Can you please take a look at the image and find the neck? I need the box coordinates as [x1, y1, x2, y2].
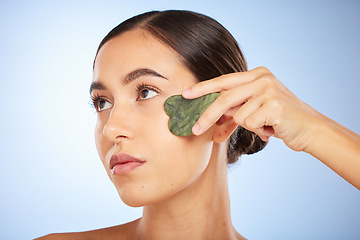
[135, 143, 244, 240]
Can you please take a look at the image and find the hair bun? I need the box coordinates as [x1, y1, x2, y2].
[227, 127, 267, 164]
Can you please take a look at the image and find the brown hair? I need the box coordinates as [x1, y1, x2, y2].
[94, 10, 267, 164]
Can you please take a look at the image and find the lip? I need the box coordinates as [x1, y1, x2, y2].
[109, 153, 145, 175]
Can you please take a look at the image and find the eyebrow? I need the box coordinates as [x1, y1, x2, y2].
[89, 68, 168, 94]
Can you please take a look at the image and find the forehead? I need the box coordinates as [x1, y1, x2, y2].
[91, 29, 198, 92]
[93, 29, 182, 76]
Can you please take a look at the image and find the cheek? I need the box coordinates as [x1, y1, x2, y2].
[158, 133, 213, 182]
[94, 115, 110, 166]
[139, 104, 214, 191]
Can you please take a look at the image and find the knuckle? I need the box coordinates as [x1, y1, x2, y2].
[269, 98, 281, 107]
[268, 99, 284, 114]
[261, 75, 274, 86]
[198, 112, 214, 127]
[256, 67, 273, 79]
[216, 76, 228, 92]
[256, 66, 269, 73]
[217, 92, 231, 105]
[254, 67, 275, 82]
[198, 112, 209, 124]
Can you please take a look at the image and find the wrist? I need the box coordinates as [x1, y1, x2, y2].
[301, 110, 333, 155]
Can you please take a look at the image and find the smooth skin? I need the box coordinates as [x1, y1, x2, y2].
[37, 29, 360, 240]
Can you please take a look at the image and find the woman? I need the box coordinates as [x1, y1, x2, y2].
[38, 10, 360, 240]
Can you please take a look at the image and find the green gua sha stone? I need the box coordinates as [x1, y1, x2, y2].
[164, 92, 220, 136]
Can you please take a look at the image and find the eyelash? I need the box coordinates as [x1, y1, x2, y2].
[135, 82, 161, 101]
[89, 93, 107, 112]
[90, 82, 161, 111]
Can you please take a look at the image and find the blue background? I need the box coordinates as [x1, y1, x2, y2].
[0, 0, 359, 239]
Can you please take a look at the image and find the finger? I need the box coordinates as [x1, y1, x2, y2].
[253, 126, 274, 142]
[232, 95, 265, 127]
[192, 83, 255, 135]
[232, 97, 274, 141]
[182, 71, 257, 99]
[241, 103, 277, 139]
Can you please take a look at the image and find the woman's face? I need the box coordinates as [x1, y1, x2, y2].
[91, 30, 216, 207]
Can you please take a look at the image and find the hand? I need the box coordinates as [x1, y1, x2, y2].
[182, 67, 321, 152]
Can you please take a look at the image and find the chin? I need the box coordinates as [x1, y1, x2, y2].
[121, 198, 146, 208]
[118, 191, 157, 208]
[115, 183, 183, 208]
[116, 186, 157, 208]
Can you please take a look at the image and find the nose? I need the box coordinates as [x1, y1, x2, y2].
[103, 102, 135, 142]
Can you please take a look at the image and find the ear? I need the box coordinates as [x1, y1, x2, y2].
[212, 115, 238, 143]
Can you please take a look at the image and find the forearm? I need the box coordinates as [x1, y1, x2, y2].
[304, 112, 360, 190]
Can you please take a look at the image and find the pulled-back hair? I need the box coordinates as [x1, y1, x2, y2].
[94, 10, 267, 164]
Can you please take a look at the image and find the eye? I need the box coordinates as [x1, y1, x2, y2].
[138, 88, 158, 100]
[91, 95, 112, 112]
[97, 99, 112, 112]
[136, 83, 160, 101]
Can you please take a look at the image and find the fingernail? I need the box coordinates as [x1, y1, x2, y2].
[182, 88, 191, 97]
[192, 123, 201, 135]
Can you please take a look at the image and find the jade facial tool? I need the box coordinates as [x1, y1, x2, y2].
[164, 92, 221, 136]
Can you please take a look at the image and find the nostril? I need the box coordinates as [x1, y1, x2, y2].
[103, 125, 128, 142]
[116, 135, 128, 139]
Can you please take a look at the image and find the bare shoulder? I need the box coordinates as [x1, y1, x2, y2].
[34, 219, 140, 240]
